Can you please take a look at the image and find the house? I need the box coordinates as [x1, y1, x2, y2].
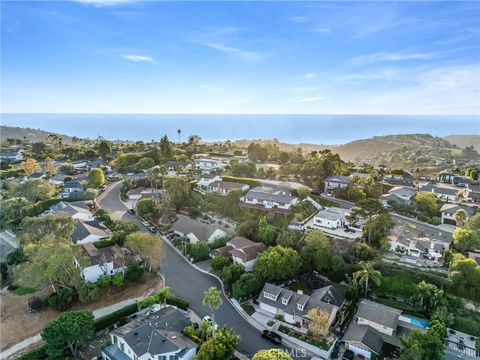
[387, 223, 446, 264]
[312, 207, 350, 230]
[171, 215, 226, 244]
[0, 147, 23, 162]
[440, 204, 474, 226]
[419, 184, 467, 203]
[127, 188, 163, 204]
[211, 236, 266, 271]
[205, 180, 249, 196]
[72, 219, 110, 245]
[78, 243, 130, 282]
[468, 185, 480, 204]
[88, 158, 106, 169]
[196, 174, 222, 189]
[343, 299, 428, 359]
[241, 186, 298, 211]
[71, 160, 89, 169]
[102, 306, 197, 360]
[165, 160, 188, 171]
[258, 283, 345, 328]
[381, 186, 416, 206]
[49, 201, 94, 221]
[324, 176, 350, 193]
[438, 172, 455, 184]
[438, 172, 470, 187]
[30, 172, 46, 179]
[195, 158, 223, 171]
[382, 175, 414, 187]
[62, 180, 84, 197]
[49, 174, 65, 185]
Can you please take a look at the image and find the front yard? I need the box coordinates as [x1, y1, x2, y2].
[278, 324, 331, 350]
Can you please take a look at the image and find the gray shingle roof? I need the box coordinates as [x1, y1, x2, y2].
[245, 186, 295, 204]
[343, 321, 384, 355]
[172, 215, 221, 242]
[356, 299, 402, 329]
[72, 219, 110, 244]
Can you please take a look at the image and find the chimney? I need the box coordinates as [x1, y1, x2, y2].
[297, 290, 303, 295]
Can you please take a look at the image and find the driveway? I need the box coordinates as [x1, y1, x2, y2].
[97, 182, 309, 359]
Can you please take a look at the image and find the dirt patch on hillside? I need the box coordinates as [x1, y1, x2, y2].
[0, 273, 162, 352]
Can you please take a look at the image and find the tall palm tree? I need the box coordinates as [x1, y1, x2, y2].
[177, 129, 182, 143]
[203, 287, 223, 334]
[455, 190, 466, 203]
[353, 261, 381, 297]
[454, 208, 467, 227]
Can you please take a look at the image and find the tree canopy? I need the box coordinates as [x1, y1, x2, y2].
[255, 245, 301, 282]
[125, 232, 162, 272]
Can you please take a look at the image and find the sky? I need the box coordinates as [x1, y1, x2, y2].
[1, 0, 480, 115]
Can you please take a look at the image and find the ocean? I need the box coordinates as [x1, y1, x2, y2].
[1, 114, 478, 144]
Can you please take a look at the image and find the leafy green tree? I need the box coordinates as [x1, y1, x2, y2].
[256, 216, 277, 245]
[203, 287, 223, 334]
[232, 273, 263, 300]
[413, 281, 444, 316]
[351, 242, 376, 261]
[146, 166, 166, 190]
[353, 261, 381, 296]
[302, 230, 332, 272]
[97, 140, 112, 158]
[236, 218, 258, 239]
[253, 349, 293, 360]
[454, 208, 468, 227]
[415, 192, 439, 217]
[125, 263, 144, 282]
[347, 185, 366, 202]
[96, 275, 111, 287]
[331, 255, 346, 274]
[14, 237, 87, 292]
[18, 213, 75, 245]
[136, 157, 155, 171]
[348, 198, 386, 245]
[363, 212, 393, 249]
[186, 242, 210, 262]
[160, 135, 173, 158]
[78, 282, 100, 303]
[255, 245, 301, 282]
[221, 263, 245, 290]
[13, 179, 56, 202]
[41, 310, 95, 359]
[125, 232, 162, 272]
[111, 273, 124, 287]
[88, 167, 105, 188]
[20, 158, 41, 175]
[218, 190, 242, 218]
[453, 214, 480, 251]
[297, 186, 311, 200]
[448, 253, 480, 299]
[195, 327, 240, 360]
[164, 176, 190, 211]
[211, 256, 231, 271]
[276, 231, 300, 248]
[136, 198, 155, 217]
[307, 308, 330, 337]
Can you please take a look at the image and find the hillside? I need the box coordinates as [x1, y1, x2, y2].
[231, 139, 334, 154]
[0, 126, 76, 145]
[444, 135, 480, 152]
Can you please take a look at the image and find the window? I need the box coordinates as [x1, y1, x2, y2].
[297, 304, 304, 311]
[264, 292, 276, 300]
[119, 342, 124, 351]
[282, 298, 288, 305]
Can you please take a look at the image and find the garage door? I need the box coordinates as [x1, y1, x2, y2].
[349, 344, 372, 359]
[443, 218, 456, 225]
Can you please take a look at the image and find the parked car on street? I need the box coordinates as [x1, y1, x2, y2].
[261, 330, 282, 345]
[128, 208, 135, 214]
[141, 220, 150, 227]
[148, 226, 156, 233]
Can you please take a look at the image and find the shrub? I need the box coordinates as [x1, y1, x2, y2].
[93, 239, 116, 249]
[211, 256, 231, 271]
[166, 296, 189, 310]
[16, 344, 48, 360]
[96, 275, 111, 287]
[78, 282, 101, 303]
[94, 303, 138, 331]
[46, 287, 76, 311]
[112, 273, 124, 287]
[209, 236, 229, 250]
[125, 264, 144, 282]
[12, 286, 36, 296]
[186, 242, 210, 263]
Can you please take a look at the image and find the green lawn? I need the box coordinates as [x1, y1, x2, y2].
[241, 303, 255, 316]
[12, 286, 36, 296]
[278, 325, 330, 350]
[310, 195, 340, 208]
[375, 298, 424, 316]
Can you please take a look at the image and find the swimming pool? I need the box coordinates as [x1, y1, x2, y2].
[400, 315, 429, 328]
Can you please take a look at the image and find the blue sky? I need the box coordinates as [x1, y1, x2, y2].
[1, 0, 479, 115]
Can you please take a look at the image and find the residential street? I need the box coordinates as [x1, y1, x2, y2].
[97, 182, 309, 359]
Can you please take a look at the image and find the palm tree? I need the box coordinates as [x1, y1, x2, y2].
[454, 208, 467, 227]
[177, 129, 182, 143]
[203, 287, 223, 334]
[353, 261, 381, 297]
[414, 281, 444, 315]
[455, 190, 466, 203]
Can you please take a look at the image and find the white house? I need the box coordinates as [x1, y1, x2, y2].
[211, 236, 266, 271]
[205, 180, 249, 196]
[196, 174, 222, 190]
[324, 175, 350, 193]
[171, 215, 226, 244]
[195, 158, 223, 171]
[0, 147, 23, 162]
[102, 306, 197, 360]
[49, 201, 94, 221]
[79, 243, 129, 283]
[241, 186, 298, 211]
[72, 219, 111, 245]
[71, 160, 89, 169]
[312, 207, 348, 229]
[381, 186, 416, 206]
[258, 283, 345, 328]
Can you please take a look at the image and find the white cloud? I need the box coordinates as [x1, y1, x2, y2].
[122, 54, 154, 62]
[73, 0, 132, 7]
[311, 28, 331, 34]
[200, 84, 225, 92]
[202, 42, 263, 60]
[293, 96, 324, 103]
[335, 69, 400, 82]
[350, 51, 437, 65]
[303, 73, 318, 79]
[290, 16, 308, 23]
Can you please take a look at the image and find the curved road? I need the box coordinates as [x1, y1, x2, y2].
[97, 182, 307, 359]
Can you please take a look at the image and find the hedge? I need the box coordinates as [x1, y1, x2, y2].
[16, 344, 48, 360]
[166, 296, 189, 311]
[94, 303, 138, 331]
[93, 239, 116, 249]
[221, 176, 260, 189]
